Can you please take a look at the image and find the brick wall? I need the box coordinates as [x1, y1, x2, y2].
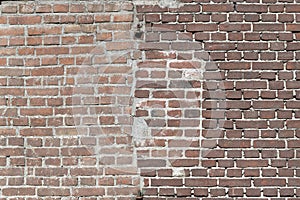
[0, 0, 300, 199]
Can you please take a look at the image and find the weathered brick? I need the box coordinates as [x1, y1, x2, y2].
[253, 23, 284, 31]
[254, 178, 286, 186]
[202, 4, 234, 12]
[3, 188, 35, 196]
[237, 4, 268, 12]
[9, 16, 41, 25]
[186, 24, 218, 32]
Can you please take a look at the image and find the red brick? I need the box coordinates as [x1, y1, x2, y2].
[254, 140, 285, 148]
[171, 159, 199, 167]
[38, 188, 70, 196]
[220, 23, 251, 31]
[78, 15, 94, 24]
[287, 24, 300, 32]
[236, 81, 267, 89]
[219, 179, 251, 187]
[286, 4, 300, 12]
[28, 26, 62, 36]
[36, 47, 69, 55]
[136, 5, 168, 13]
[152, 179, 183, 186]
[3, 187, 35, 196]
[186, 24, 218, 32]
[219, 140, 251, 148]
[236, 120, 268, 129]
[31, 67, 64, 76]
[219, 62, 250, 70]
[202, 4, 234, 12]
[185, 178, 217, 187]
[237, 42, 268, 50]
[70, 4, 85, 13]
[253, 101, 284, 109]
[194, 188, 208, 197]
[237, 160, 269, 167]
[254, 178, 286, 186]
[1, 4, 18, 13]
[36, 4, 52, 13]
[204, 42, 235, 50]
[87, 3, 103, 12]
[237, 4, 268, 13]
[253, 23, 284, 31]
[202, 150, 225, 158]
[178, 4, 200, 12]
[53, 4, 69, 12]
[113, 14, 133, 22]
[0, 27, 24, 36]
[288, 178, 300, 186]
[9, 16, 41, 25]
[178, 14, 193, 22]
[20, 128, 52, 136]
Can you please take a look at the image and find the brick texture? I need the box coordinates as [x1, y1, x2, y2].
[0, 0, 300, 199]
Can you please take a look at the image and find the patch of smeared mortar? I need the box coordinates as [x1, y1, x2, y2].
[183, 60, 206, 80]
[132, 118, 150, 144]
[172, 168, 185, 177]
[133, 0, 182, 8]
[183, 69, 203, 80]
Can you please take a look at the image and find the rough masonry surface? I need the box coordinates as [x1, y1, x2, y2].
[0, 0, 300, 199]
